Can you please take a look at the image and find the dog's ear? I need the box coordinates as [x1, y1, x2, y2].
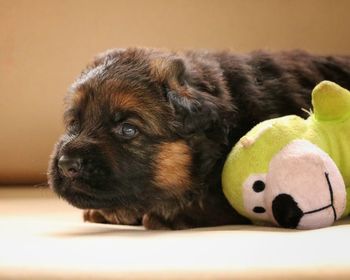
[151, 55, 236, 143]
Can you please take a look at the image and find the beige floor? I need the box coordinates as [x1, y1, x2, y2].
[1, 186, 350, 280]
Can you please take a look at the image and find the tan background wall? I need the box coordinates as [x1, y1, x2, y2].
[1, 0, 350, 184]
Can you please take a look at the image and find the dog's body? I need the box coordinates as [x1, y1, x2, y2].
[48, 48, 350, 229]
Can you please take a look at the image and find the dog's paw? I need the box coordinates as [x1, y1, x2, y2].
[142, 214, 172, 230]
[83, 209, 109, 224]
[142, 213, 195, 230]
[83, 209, 142, 225]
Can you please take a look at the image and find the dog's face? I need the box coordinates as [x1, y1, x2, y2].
[48, 48, 234, 213]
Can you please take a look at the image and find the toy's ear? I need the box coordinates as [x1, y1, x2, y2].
[312, 81, 350, 121]
[151, 55, 235, 140]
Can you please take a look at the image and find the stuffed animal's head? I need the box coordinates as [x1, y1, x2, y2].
[222, 81, 349, 229]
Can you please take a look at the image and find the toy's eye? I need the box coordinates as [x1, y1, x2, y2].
[253, 206, 266, 213]
[252, 180, 265, 192]
[242, 174, 269, 220]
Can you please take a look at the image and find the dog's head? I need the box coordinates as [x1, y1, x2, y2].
[48, 48, 235, 213]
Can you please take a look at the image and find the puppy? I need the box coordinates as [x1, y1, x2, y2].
[48, 48, 350, 229]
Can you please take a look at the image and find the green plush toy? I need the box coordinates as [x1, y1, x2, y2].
[222, 81, 350, 229]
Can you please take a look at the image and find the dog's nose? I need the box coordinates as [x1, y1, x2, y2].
[272, 194, 304, 228]
[58, 155, 82, 178]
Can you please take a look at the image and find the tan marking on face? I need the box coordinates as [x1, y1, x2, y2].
[154, 141, 192, 192]
[112, 92, 143, 110]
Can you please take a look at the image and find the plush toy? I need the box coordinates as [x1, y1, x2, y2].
[222, 81, 350, 229]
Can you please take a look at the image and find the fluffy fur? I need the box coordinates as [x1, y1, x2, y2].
[48, 48, 350, 229]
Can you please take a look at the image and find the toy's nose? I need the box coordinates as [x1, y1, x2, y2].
[272, 194, 304, 228]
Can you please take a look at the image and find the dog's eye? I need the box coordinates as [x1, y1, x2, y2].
[114, 123, 138, 139]
[122, 123, 138, 137]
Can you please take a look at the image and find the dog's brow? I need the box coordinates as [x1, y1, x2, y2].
[112, 107, 168, 136]
[113, 110, 145, 124]
[114, 112, 123, 122]
[112, 93, 142, 111]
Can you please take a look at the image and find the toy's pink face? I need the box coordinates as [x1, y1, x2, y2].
[242, 140, 346, 229]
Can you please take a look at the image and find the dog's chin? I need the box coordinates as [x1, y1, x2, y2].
[50, 178, 121, 210]
[62, 191, 118, 210]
